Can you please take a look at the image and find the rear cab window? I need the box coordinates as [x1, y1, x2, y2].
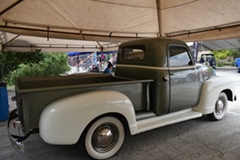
[122, 45, 145, 61]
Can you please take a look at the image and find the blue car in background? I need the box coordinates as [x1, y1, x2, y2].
[199, 53, 216, 69]
[235, 58, 240, 73]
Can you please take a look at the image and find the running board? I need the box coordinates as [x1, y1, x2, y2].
[136, 109, 202, 134]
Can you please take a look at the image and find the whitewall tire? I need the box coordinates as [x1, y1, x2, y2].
[207, 92, 228, 121]
[84, 116, 125, 159]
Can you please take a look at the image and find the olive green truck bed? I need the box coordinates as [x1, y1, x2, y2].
[15, 74, 152, 132]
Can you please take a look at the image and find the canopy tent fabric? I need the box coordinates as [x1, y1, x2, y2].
[0, 32, 120, 52]
[1, 0, 240, 44]
[1, 0, 240, 53]
[2, 31, 240, 52]
[199, 38, 240, 51]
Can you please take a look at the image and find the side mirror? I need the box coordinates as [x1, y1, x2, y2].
[188, 61, 193, 65]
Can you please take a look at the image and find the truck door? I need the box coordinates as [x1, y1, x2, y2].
[167, 45, 201, 113]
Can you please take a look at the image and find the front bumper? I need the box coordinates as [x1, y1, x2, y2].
[8, 109, 38, 152]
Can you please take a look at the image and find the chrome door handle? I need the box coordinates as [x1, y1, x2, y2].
[163, 75, 169, 82]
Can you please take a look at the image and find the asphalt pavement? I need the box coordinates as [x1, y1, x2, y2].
[0, 69, 240, 160]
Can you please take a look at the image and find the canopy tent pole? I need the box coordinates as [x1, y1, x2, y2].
[193, 42, 199, 63]
[1, 34, 19, 51]
[97, 41, 103, 52]
[0, 0, 23, 16]
[156, 0, 162, 37]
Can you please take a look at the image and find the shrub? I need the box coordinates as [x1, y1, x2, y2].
[5, 52, 70, 85]
[216, 59, 225, 67]
[0, 50, 44, 82]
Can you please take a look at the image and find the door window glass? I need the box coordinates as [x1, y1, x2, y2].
[169, 46, 193, 67]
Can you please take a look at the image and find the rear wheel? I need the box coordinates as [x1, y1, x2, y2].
[207, 92, 228, 121]
[82, 116, 125, 159]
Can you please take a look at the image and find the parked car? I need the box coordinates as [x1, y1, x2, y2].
[235, 58, 240, 73]
[199, 53, 216, 69]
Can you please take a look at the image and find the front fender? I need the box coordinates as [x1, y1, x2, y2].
[39, 90, 137, 145]
[193, 76, 237, 114]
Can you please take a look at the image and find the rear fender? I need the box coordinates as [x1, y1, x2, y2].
[39, 90, 137, 145]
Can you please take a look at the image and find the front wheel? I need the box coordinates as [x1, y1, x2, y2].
[207, 92, 228, 121]
[82, 116, 125, 160]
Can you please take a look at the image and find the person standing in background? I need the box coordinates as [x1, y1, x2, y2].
[103, 62, 113, 74]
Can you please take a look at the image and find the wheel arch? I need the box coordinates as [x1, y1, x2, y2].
[221, 89, 234, 101]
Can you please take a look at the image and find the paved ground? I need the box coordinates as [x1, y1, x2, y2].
[0, 69, 240, 160]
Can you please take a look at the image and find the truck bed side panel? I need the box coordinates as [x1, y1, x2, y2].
[16, 75, 152, 132]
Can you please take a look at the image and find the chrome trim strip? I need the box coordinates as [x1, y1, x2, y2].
[117, 64, 196, 70]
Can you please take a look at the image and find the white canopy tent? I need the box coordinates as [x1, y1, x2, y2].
[0, 32, 120, 52]
[1, 0, 240, 52]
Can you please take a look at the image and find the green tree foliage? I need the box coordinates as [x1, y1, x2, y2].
[213, 49, 240, 59]
[212, 49, 240, 66]
[230, 49, 240, 58]
[0, 50, 44, 82]
[6, 52, 70, 85]
[212, 50, 232, 59]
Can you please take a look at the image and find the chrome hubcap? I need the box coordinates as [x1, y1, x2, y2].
[216, 99, 224, 115]
[92, 123, 119, 153]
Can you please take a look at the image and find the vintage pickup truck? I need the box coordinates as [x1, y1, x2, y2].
[8, 37, 237, 159]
